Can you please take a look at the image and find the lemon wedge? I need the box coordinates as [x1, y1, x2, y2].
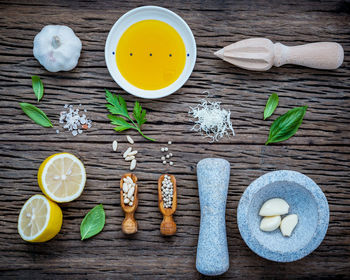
[38, 153, 86, 203]
[18, 194, 63, 242]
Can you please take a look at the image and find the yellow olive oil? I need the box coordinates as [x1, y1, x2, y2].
[116, 20, 186, 91]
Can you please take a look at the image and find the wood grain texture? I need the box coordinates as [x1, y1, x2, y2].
[0, 0, 349, 279]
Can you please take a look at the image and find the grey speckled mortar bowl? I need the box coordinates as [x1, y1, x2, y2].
[237, 170, 329, 262]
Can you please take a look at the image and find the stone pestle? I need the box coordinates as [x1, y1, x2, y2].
[196, 158, 230, 276]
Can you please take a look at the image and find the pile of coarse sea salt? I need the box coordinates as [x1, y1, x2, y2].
[58, 104, 92, 136]
[188, 99, 235, 142]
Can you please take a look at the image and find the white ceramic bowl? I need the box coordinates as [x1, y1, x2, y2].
[105, 6, 196, 99]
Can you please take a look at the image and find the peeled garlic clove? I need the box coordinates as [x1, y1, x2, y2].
[260, 215, 281, 232]
[259, 198, 289, 216]
[280, 214, 298, 237]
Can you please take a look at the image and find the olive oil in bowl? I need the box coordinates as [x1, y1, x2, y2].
[116, 20, 186, 91]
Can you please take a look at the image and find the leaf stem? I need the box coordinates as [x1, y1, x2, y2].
[138, 129, 156, 141]
[128, 113, 156, 141]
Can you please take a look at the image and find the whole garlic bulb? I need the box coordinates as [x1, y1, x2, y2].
[33, 25, 82, 72]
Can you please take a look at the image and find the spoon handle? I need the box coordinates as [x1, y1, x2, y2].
[274, 42, 344, 70]
[122, 212, 138, 234]
[160, 215, 176, 236]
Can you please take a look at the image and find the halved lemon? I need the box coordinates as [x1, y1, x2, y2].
[18, 194, 63, 242]
[38, 153, 86, 203]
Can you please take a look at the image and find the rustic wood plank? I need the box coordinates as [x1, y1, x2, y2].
[0, 143, 349, 278]
[0, 0, 349, 279]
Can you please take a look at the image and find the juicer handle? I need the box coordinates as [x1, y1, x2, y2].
[274, 42, 344, 70]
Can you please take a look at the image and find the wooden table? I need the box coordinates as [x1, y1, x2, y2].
[1, 0, 349, 279]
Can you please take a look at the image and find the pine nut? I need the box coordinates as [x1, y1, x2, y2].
[127, 135, 134, 144]
[112, 140, 118, 151]
[128, 150, 138, 156]
[125, 156, 135, 161]
[130, 159, 137, 170]
[127, 186, 135, 198]
[126, 176, 133, 184]
[123, 183, 129, 193]
[123, 147, 132, 158]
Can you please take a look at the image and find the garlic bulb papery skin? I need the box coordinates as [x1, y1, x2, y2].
[33, 25, 82, 72]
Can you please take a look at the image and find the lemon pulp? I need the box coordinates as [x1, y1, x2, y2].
[38, 153, 86, 203]
[116, 19, 186, 91]
[18, 194, 62, 242]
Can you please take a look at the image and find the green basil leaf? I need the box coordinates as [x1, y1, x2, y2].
[264, 93, 279, 120]
[31, 76, 44, 101]
[20, 102, 52, 127]
[80, 204, 105, 240]
[266, 106, 307, 145]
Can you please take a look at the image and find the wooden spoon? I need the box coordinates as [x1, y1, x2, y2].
[120, 173, 138, 234]
[158, 174, 177, 236]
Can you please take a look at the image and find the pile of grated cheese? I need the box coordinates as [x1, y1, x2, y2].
[188, 99, 235, 142]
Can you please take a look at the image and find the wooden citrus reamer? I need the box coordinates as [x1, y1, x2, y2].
[158, 174, 177, 236]
[120, 173, 138, 234]
[215, 38, 344, 71]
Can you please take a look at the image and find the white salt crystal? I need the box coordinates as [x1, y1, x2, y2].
[59, 104, 92, 136]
